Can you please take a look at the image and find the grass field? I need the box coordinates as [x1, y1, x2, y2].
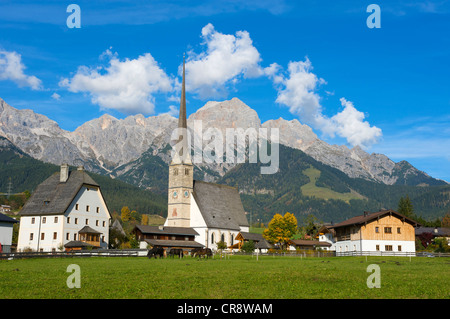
[301, 167, 365, 203]
[0, 255, 448, 299]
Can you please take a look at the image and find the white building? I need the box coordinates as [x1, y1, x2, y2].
[318, 209, 420, 255]
[17, 164, 111, 252]
[0, 212, 18, 253]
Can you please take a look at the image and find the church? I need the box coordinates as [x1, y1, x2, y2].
[136, 58, 249, 251]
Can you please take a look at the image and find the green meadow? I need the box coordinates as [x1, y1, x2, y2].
[0, 255, 448, 299]
[301, 167, 365, 203]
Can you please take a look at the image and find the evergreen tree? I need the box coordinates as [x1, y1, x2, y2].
[398, 195, 414, 217]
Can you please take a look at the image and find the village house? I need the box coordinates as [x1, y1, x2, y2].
[17, 164, 111, 252]
[0, 212, 18, 253]
[229, 231, 273, 253]
[317, 209, 420, 255]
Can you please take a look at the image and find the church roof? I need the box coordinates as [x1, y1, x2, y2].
[134, 225, 199, 236]
[19, 169, 100, 216]
[192, 180, 249, 231]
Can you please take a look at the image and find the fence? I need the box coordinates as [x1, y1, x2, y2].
[1, 249, 448, 260]
[0, 249, 147, 260]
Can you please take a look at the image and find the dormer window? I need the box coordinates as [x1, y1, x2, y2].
[44, 201, 50, 206]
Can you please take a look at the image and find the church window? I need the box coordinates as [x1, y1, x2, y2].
[184, 190, 189, 198]
[172, 208, 177, 217]
[173, 191, 178, 199]
[211, 232, 215, 244]
[231, 235, 234, 246]
[221, 234, 225, 242]
[185, 168, 189, 175]
[174, 168, 179, 176]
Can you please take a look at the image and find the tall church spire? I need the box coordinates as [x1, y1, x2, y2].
[171, 54, 191, 165]
[178, 54, 187, 129]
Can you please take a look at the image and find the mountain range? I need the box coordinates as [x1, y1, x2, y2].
[0, 97, 448, 223]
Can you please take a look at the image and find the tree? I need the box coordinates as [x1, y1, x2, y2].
[121, 206, 131, 222]
[216, 240, 227, 258]
[141, 214, 149, 226]
[241, 240, 255, 253]
[442, 213, 450, 228]
[263, 212, 298, 250]
[398, 195, 414, 218]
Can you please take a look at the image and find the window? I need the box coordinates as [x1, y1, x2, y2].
[221, 233, 225, 242]
[185, 168, 189, 175]
[75, 204, 79, 210]
[31, 217, 35, 224]
[398, 245, 402, 251]
[86, 205, 90, 212]
[102, 221, 106, 227]
[66, 233, 70, 240]
[96, 207, 99, 213]
[73, 234, 77, 240]
[385, 245, 393, 251]
[375, 226, 379, 233]
[53, 232, 57, 240]
[96, 220, 99, 226]
[397, 227, 401, 234]
[211, 232, 215, 244]
[41, 233, 45, 240]
[85, 219, 89, 225]
[44, 201, 50, 205]
[384, 227, 392, 234]
[30, 233, 34, 241]
[174, 168, 178, 176]
[42, 217, 46, 224]
[185, 237, 189, 241]
[75, 218, 78, 225]
[54, 217, 58, 223]
[376, 245, 380, 251]
[67, 217, 70, 224]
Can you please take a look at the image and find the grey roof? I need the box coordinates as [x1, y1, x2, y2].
[144, 239, 204, 248]
[239, 232, 264, 242]
[64, 240, 96, 248]
[78, 226, 101, 234]
[415, 227, 450, 237]
[329, 209, 421, 229]
[134, 225, 199, 236]
[255, 239, 274, 249]
[19, 170, 99, 216]
[192, 180, 249, 231]
[0, 212, 18, 223]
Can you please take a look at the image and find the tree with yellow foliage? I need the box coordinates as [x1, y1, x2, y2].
[263, 212, 298, 250]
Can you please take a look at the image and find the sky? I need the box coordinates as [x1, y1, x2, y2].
[0, 0, 449, 182]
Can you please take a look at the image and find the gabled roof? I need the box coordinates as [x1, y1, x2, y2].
[329, 209, 421, 229]
[19, 169, 100, 216]
[0, 212, 18, 224]
[78, 226, 101, 234]
[144, 238, 204, 248]
[236, 232, 264, 242]
[192, 180, 249, 231]
[134, 225, 199, 236]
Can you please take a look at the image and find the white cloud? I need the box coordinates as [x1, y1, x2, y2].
[330, 98, 382, 149]
[185, 23, 263, 98]
[60, 50, 173, 115]
[272, 57, 382, 149]
[0, 50, 42, 90]
[51, 92, 61, 100]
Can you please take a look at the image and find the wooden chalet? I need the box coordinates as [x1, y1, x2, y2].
[133, 225, 204, 252]
[289, 239, 332, 250]
[230, 231, 273, 252]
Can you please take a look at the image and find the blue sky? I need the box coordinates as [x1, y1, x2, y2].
[0, 0, 449, 182]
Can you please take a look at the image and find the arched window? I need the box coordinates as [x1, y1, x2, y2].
[221, 233, 225, 243]
[230, 234, 234, 246]
[211, 232, 215, 244]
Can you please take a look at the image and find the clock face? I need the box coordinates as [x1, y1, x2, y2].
[173, 191, 178, 199]
[184, 190, 189, 198]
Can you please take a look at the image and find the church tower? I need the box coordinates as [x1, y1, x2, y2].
[166, 56, 193, 227]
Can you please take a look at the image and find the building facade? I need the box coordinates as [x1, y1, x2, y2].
[318, 209, 420, 255]
[17, 165, 111, 252]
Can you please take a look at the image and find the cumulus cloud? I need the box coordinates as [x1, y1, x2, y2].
[59, 50, 173, 115]
[185, 23, 263, 98]
[272, 57, 381, 149]
[0, 50, 42, 90]
[330, 98, 382, 149]
[51, 92, 61, 100]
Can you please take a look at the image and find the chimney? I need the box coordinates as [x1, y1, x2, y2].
[60, 163, 69, 183]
